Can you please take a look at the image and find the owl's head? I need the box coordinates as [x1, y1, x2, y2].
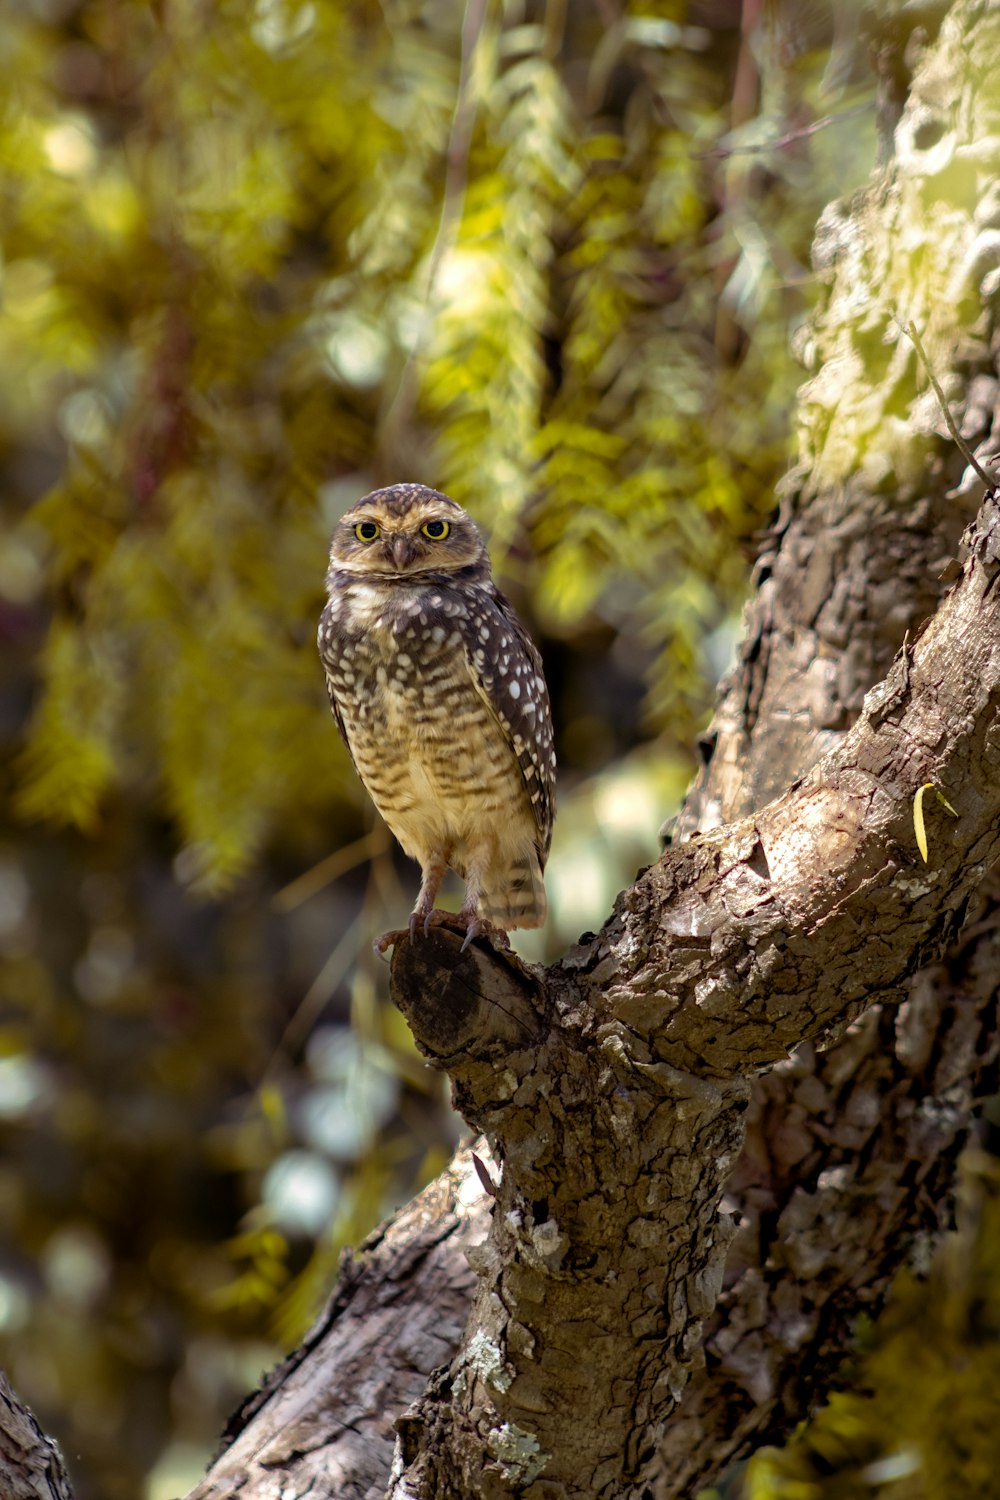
[330, 484, 490, 580]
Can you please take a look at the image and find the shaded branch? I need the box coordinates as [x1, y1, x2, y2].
[654, 894, 1000, 1495]
[0, 1371, 76, 1500]
[187, 1155, 485, 1500]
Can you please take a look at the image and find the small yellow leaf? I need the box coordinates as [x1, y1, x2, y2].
[913, 783, 931, 863]
[934, 787, 958, 818]
[913, 782, 958, 862]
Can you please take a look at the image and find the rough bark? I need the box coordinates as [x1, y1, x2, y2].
[0, 1371, 76, 1500]
[370, 478, 1000, 1499]
[189, 1158, 483, 1500]
[653, 1, 1000, 1485]
[651, 897, 1000, 1496]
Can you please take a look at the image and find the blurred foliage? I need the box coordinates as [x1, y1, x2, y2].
[0, 0, 942, 1496]
[2, 0, 874, 884]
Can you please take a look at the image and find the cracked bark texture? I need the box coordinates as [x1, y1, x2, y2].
[165, 2, 1000, 1499]
[188, 1157, 484, 1500]
[0, 1371, 76, 1500]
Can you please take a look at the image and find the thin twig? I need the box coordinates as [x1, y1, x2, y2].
[698, 100, 874, 160]
[273, 826, 390, 912]
[900, 319, 998, 487]
[260, 913, 363, 1084]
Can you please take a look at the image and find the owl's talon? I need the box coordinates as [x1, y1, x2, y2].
[457, 915, 509, 952]
[373, 928, 406, 960]
[412, 908, 440, 939]
[459, 922, 479, 953]
[406, 907, 453, 938]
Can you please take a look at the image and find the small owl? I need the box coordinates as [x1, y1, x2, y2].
[318, 483, 556, 952]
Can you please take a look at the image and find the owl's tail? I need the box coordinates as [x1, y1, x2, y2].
[479, 848, 548, 931]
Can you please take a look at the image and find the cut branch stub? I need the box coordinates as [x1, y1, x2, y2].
[390, 924, 549, 1062]
[389, 924, 550, 1130]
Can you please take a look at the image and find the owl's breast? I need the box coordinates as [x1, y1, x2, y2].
[323, 589, 464, 727]
[320, 585, 530, 860]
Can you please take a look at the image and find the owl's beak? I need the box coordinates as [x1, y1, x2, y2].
[390, 536, 417, 569]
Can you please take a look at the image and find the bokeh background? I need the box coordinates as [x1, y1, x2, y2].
[6, 3, 995, 1499]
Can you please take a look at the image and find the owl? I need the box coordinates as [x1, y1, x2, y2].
[318, 484, 556, 953]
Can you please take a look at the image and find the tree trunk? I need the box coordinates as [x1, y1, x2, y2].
[7, 3, 1000, 1499]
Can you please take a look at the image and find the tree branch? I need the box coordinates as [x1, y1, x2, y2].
[654, 0, 1000, 1470]
[186, 1154, 485, 1500]
[380, 491, 1000, 1497]
[0, 1371, 76, 1500]
[651, 879, 1000, 1494]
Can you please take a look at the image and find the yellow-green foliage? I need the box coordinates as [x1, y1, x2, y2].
[2, 0, 874, 889]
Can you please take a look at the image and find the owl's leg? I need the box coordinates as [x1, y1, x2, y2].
[455, 851, 510, 953]
[410, 852, 449, 939]
[373, 851, 450, 957]
[376, 852, 508, 956]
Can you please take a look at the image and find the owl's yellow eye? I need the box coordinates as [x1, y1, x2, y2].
[355, 520, 380, 541]
[422, 519, 450, 539]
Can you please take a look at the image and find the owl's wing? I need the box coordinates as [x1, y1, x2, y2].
[459, 586, 556, 863]
[318, 605, 361, 775]
[322, 674, 359, 772]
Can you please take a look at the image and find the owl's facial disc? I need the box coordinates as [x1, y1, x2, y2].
[332, 494, 487, 578]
